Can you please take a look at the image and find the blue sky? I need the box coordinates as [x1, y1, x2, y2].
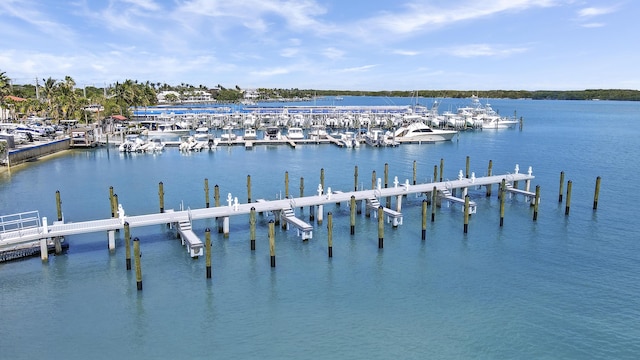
[0, 0, 636, 91]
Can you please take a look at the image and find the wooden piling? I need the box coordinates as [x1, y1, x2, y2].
[354, 166, 358, 191]
[384, 163, 389, 188]
[413, 160, 417, 185]
[113, 194, 119, 218]
[565, 180, 572, 215]
[431, 186, 437, 222]
[366, 171, 375, 218]
[320, 168, 325, 192]
[377, 206, 384, 249]
[247, 175, 252, 203]
[385, 163, 391, 209]
[213, 185, 220, 207]
[250, 207, 256, 251]
[439, 158, 444, 182]
[204, 178, 210, 208]
[55, 190, 62, 221]
[593, 176, 601, 210]
[54, 237, 62, 255]
[558, 171, 564, 202]
[124, 222, 131, 270]
[350, 196, 356, 235]
[109, 186, 115, 217]
[205, 228, 212, 279]
[433, 165, 438, 183]
[421, 199, 427, 241]
[486, 160, 493, 197]
[158, 182, 164, 213]
[133, 237, 142, 291]
[285, 171, 289, 198]
[371, 170, 376, 190]
[300, 177, 305, 213]
[327, 212, 333, 258]
[500, 179, 506, 227]
[269, 220, 276, 267]
[464, 195, 470, 233]
[465, 156, 470, 178]
[533, 185, 540, 221]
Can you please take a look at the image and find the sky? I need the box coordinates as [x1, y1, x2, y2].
[0, 0, 637, 91]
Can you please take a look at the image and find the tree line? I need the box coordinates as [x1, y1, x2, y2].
[2, 69, 639, 124]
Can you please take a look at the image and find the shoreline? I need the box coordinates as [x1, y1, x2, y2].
[0, 148, 73, 175]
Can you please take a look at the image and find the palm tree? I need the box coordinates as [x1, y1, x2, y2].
[0, 71, 13, 120]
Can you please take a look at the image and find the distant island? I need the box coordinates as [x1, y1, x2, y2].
[306, 89, 640, 101]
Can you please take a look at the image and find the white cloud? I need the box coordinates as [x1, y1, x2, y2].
[578, 6, 618, 18]
[339, 65, 377, 73]
[250, 67, 291, 77]
[361, 0, 559, 37]
[444, 44, 528, 58]
[280, 48, 300, 58]
[322, 47, 344, 60]
[581, 22, 605, 28]
[393, 50, 421, 56]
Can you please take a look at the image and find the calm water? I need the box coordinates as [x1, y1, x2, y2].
[1, 98, 639, 359]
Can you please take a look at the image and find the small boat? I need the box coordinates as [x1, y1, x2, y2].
[309, 125, 327, 140]
[265, 126, 281, 140]
[139, 137, 165, 152]
[243, 127, 258, 140]
[339, 131, 359, 148]
[119, 135, 145, 152]
[363, 128, 385, 147]
[193, 127, 211, 141]
[179, 136, 204, 152]
[286, 127, 305, 140]
[220, 126, 237, 142]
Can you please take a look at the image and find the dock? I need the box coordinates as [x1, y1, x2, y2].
[1, 171, 536, 260]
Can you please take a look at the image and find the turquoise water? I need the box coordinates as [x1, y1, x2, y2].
[1, 99, 639, 359]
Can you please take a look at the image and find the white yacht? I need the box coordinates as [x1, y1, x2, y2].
[393, 122, 457, 142]
[265, 126, 281, 140]
[243, 127, 257, 140]
[286, 127, 305, 140]
[308, 125, 327, 140]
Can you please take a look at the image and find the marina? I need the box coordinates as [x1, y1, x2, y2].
[1, 98, 638, 359]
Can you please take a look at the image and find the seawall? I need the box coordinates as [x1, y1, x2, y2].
[5, 138, 70, 167]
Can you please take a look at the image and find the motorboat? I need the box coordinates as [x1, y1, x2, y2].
[339, 131, 359, 148]
[119, 135, 145, 152]
[193, 127, 211, 141]
[363, 128, 385, 147]
[179, 136, 204, 152]
[308, 124, 327, 140]
[141, 120, 191, 137]
[220, 125, 237, 142]
[243, 127, 258, 140]
[265, 126, 281, 140]
[139, 138, 165, 152]
[286, 127, 304, 140]
[393, 122, 457, 142]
